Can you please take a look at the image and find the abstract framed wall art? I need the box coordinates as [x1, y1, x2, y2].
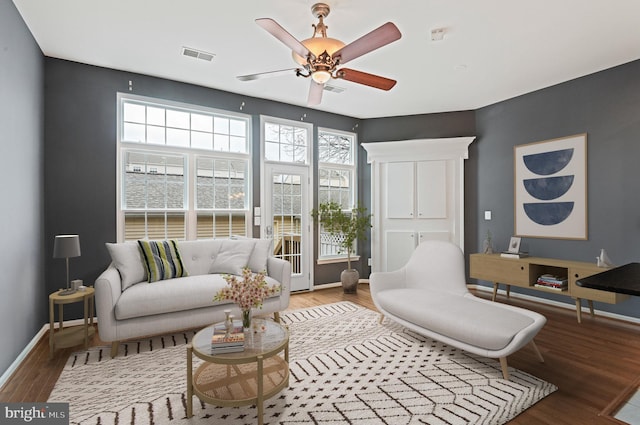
[514, 134, 587, 240]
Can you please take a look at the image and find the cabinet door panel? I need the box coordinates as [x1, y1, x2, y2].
[469, 254, 531, 287]
[386, 231, 416, 271]
[386, 162, 414, 219]
[416, 160, 447, 218]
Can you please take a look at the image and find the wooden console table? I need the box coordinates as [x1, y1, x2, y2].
[470, 253, 630, 323]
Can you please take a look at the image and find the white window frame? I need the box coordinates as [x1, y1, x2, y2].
[116, 93, 252, 242]
[316, 127, 358, 263]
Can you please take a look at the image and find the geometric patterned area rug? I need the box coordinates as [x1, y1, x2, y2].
[48, 302, 556, 424]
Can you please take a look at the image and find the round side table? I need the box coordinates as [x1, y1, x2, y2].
[49, 287, 95, 357]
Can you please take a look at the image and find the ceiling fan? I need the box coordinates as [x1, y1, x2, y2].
[237, 2, 402, 106]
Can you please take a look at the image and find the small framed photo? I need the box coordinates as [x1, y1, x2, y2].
[507, 236, 522, 253]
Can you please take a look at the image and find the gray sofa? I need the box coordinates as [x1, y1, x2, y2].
[95, 238, 291, 357]
[370, 240, 546, 380]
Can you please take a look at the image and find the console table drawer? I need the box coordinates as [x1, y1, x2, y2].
[470, 255, 530, 287]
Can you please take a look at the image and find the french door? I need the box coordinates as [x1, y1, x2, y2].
[263, 163, 312, 292]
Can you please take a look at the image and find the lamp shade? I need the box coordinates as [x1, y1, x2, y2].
[53, 234, 81, 258]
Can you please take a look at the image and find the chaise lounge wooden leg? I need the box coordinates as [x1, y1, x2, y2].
[499, 357, 509, 380]
[273, 311, 281, 323]
[110, 341, 120, 358]
[378, 314, 385, 324]
[530, 340, 545, 362]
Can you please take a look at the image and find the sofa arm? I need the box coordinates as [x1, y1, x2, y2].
[267, 256, 291, 310]
[94, 264, 123, 342]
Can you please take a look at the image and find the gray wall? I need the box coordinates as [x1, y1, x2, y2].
[0, 1, 45, 376]
[471, 59, 640, 317]
[43, 57, 362, 316]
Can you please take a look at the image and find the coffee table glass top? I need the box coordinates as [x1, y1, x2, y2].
[192, 318, 288, 361]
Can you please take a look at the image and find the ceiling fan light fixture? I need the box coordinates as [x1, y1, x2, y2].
[292, 37, 345, 65]
[311, 70, 332, 84]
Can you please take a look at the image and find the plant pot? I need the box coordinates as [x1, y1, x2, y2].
[341, 269, 359, 294]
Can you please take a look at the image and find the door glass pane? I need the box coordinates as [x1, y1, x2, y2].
[272, 173, 302, 275]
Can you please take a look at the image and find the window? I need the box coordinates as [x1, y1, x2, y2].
[264, 121, 309, 164]
[317, 128, 357, 259]
[118, 94, 251, 241]
[195, 157, 248, 238]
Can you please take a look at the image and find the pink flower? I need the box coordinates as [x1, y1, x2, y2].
[213, 268, 281, 311]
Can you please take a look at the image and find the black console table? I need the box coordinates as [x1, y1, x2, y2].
[576, 263, 640, 296]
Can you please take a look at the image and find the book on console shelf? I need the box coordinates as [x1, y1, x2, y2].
[534, 283, 567, 291]
[535, 274, 568, 291]
[537, 274, 568, 285]
[500, 251, 529, 259]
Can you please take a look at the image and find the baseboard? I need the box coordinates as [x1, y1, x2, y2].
[0, 317, 97, 390]
[0, 324, 47, 389]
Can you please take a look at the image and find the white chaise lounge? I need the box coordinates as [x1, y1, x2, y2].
[370, 240, 546, 380]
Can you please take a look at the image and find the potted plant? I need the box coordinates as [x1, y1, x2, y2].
[311, 202, 372, 293]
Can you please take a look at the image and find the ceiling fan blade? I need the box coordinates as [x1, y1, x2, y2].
[337, 68, 397, 91]
[332, 22, 401, 65]
[237, 68, 298, 81]
[307, 81, 324, 106]
[256, 18, 314, 60]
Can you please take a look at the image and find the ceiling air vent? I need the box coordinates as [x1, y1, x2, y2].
[323, 84, 345, 93]
[182, 47, 215, 62]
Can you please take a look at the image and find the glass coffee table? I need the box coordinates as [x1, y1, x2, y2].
[186, 318, 289, 424]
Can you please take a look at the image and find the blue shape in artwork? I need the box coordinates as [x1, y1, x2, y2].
[523, 148, 574, 176]
[524, 202, 574, 225]
[523, 175, 574, 200]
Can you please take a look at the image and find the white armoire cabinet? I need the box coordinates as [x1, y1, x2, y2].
[362, 137, 475, 272]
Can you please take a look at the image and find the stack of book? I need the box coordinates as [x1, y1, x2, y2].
[211, 320, 245, 354]
[534, 274, 568, 291]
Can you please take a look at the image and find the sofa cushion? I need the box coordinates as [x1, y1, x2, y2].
[138, 240, 188, 283]
[376, 288, 534, 351]
[247, 238, 272, 273]
[209, 239, 254, 275]
[114, 274, 282, 320]
[106, 241, 148, 291]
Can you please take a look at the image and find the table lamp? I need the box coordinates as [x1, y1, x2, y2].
[53, 234, 81, 296]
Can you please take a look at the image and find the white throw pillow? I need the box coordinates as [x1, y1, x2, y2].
[106, 242, 147, 291]
[209, 239, 254, 275]
[247, 238, 272, 274]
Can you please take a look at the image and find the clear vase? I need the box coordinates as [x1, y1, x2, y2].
[241, 309, 252, 330]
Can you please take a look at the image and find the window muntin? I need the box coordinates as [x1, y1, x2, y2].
[122, 100, 248, 153]
[318, 131, 353, 165]
[118, 94, 251, 242]
[123, 151, 186, 210]
[264, 121, 309, 164]
[196, 158, 247, 209]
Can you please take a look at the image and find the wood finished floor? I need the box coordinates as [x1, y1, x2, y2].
[1, 284, 639, 424]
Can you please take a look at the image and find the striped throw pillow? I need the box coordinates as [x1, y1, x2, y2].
[137, 240, 187, 283]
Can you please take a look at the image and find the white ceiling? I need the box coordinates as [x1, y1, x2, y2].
[12, 0, 640, 119]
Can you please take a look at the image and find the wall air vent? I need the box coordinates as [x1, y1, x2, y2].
[323, 84, 345, 93]
[182, 47, 215, 62]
